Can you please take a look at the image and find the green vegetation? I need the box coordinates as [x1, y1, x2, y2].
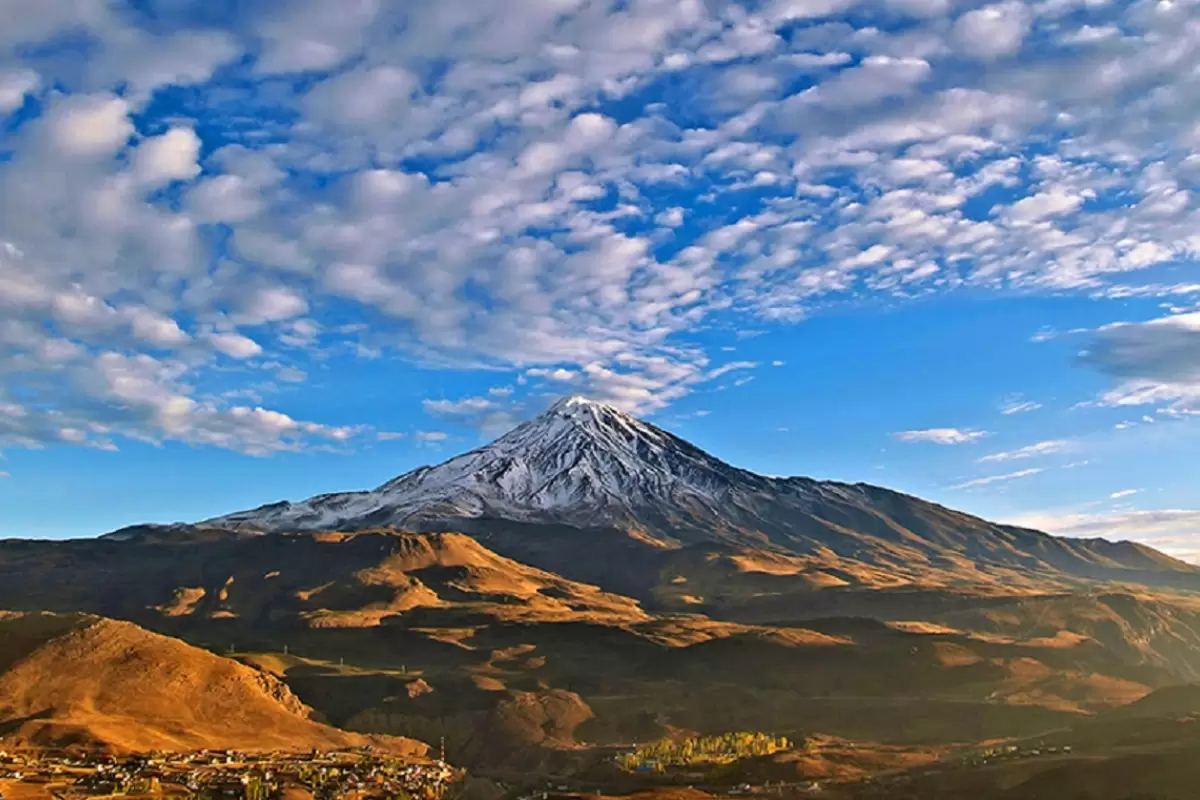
[245, 776, 274, 800]
[618, 732, 793, 772]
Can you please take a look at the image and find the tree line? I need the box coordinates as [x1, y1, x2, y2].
[618, 732, 793, 771]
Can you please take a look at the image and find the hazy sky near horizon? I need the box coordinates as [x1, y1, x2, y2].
[0, 0, 1197, 558]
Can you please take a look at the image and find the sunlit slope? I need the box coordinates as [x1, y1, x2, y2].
[0, 612, 428, 755]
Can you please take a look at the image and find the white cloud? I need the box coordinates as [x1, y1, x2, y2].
[951, 467, 1044, 489]
[769, 0, 862, 22]
[424, 397, 496, 416]
[132, 127, 201, 187]
[1060, 24, 1122, 46]
[1100, 381, 1200, 415]
[235, 286, 310, 326]
[0, 346, 358, 455]
[125, 306, 191, 348]
[526, 368, 579, 383]
[415, 431, 448, 443]
[0, 69, 39, 115]
[188, 176, 267, 224]
[952, 2, 1032, 60]
[794, 56, 932, 110]
[209, 332, 264, 359]
[57, 427, 89, 444]
[978, 439, 1070, 462]
[0, 0, 1199, 459]
[706, 361, 759, 380]
[656, 207, 685, 227]
[1004, 189, 1085, 224]
[893, 428, 991, 445]
[1110, 489, 1139, 499]
[278, 319, 320, 348]
[1000, 398, 1042, 415]
[304, 66, 418, 128]
[113, 31, 241, 103]
[45, 94, 134, 158]
[787, 52, 854, 69]
[275, 366, 307, 383]
[423, 396, 520, 434]
[253, 0, 381, 74]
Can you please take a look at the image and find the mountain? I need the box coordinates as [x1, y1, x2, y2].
[207, 395, 761, 538]
[206, 396, 1199, 592]
[0, 611, 428, 754]
[7, 398, 1200, 784]
[8, 396, 1200, 770]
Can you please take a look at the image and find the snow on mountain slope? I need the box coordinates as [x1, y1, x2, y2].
[207, 396, 811, 536]
[204, 397, 1200, 584]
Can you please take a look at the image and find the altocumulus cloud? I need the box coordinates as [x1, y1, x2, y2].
[1, 0, 1200, 452]
[893, 428, 991, 445]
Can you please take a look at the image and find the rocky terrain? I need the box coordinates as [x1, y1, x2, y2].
[2, 397, 1200, 798]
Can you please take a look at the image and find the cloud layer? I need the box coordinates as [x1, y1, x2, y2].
[2, 0, 1200, 453]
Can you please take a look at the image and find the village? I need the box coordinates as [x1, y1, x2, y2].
[0, 747, 460, 799]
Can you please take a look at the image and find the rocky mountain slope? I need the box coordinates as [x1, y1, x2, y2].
[205, 397, 1198, 592]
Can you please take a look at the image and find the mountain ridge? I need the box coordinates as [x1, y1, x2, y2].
[202, 396, 1198, 592]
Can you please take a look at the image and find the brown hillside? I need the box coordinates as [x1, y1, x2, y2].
[0, 612, 428, 756]
[0, 530, 646, 630]
[0, 534, 1194, 771]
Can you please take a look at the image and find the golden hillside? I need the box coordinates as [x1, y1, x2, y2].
[0, 612, 427, 756]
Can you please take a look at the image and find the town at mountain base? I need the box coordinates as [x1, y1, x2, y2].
[4, 398, 1200, 799]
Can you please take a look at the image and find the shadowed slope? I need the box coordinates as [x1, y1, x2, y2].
[0, 530, 647, 630]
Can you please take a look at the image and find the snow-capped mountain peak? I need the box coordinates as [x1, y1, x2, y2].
[468, 395, 674, 463]
[206, 396, 751, 534]
[198, 397, 1200, 585]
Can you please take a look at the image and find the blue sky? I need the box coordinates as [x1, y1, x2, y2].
[0, 0, 1198, 558]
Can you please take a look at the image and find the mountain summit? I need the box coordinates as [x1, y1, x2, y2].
[208, 395, 766, 535]
[206, 396, 1198, 588]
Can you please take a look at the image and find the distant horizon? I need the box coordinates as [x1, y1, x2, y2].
[7, 389, 1194, 565]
